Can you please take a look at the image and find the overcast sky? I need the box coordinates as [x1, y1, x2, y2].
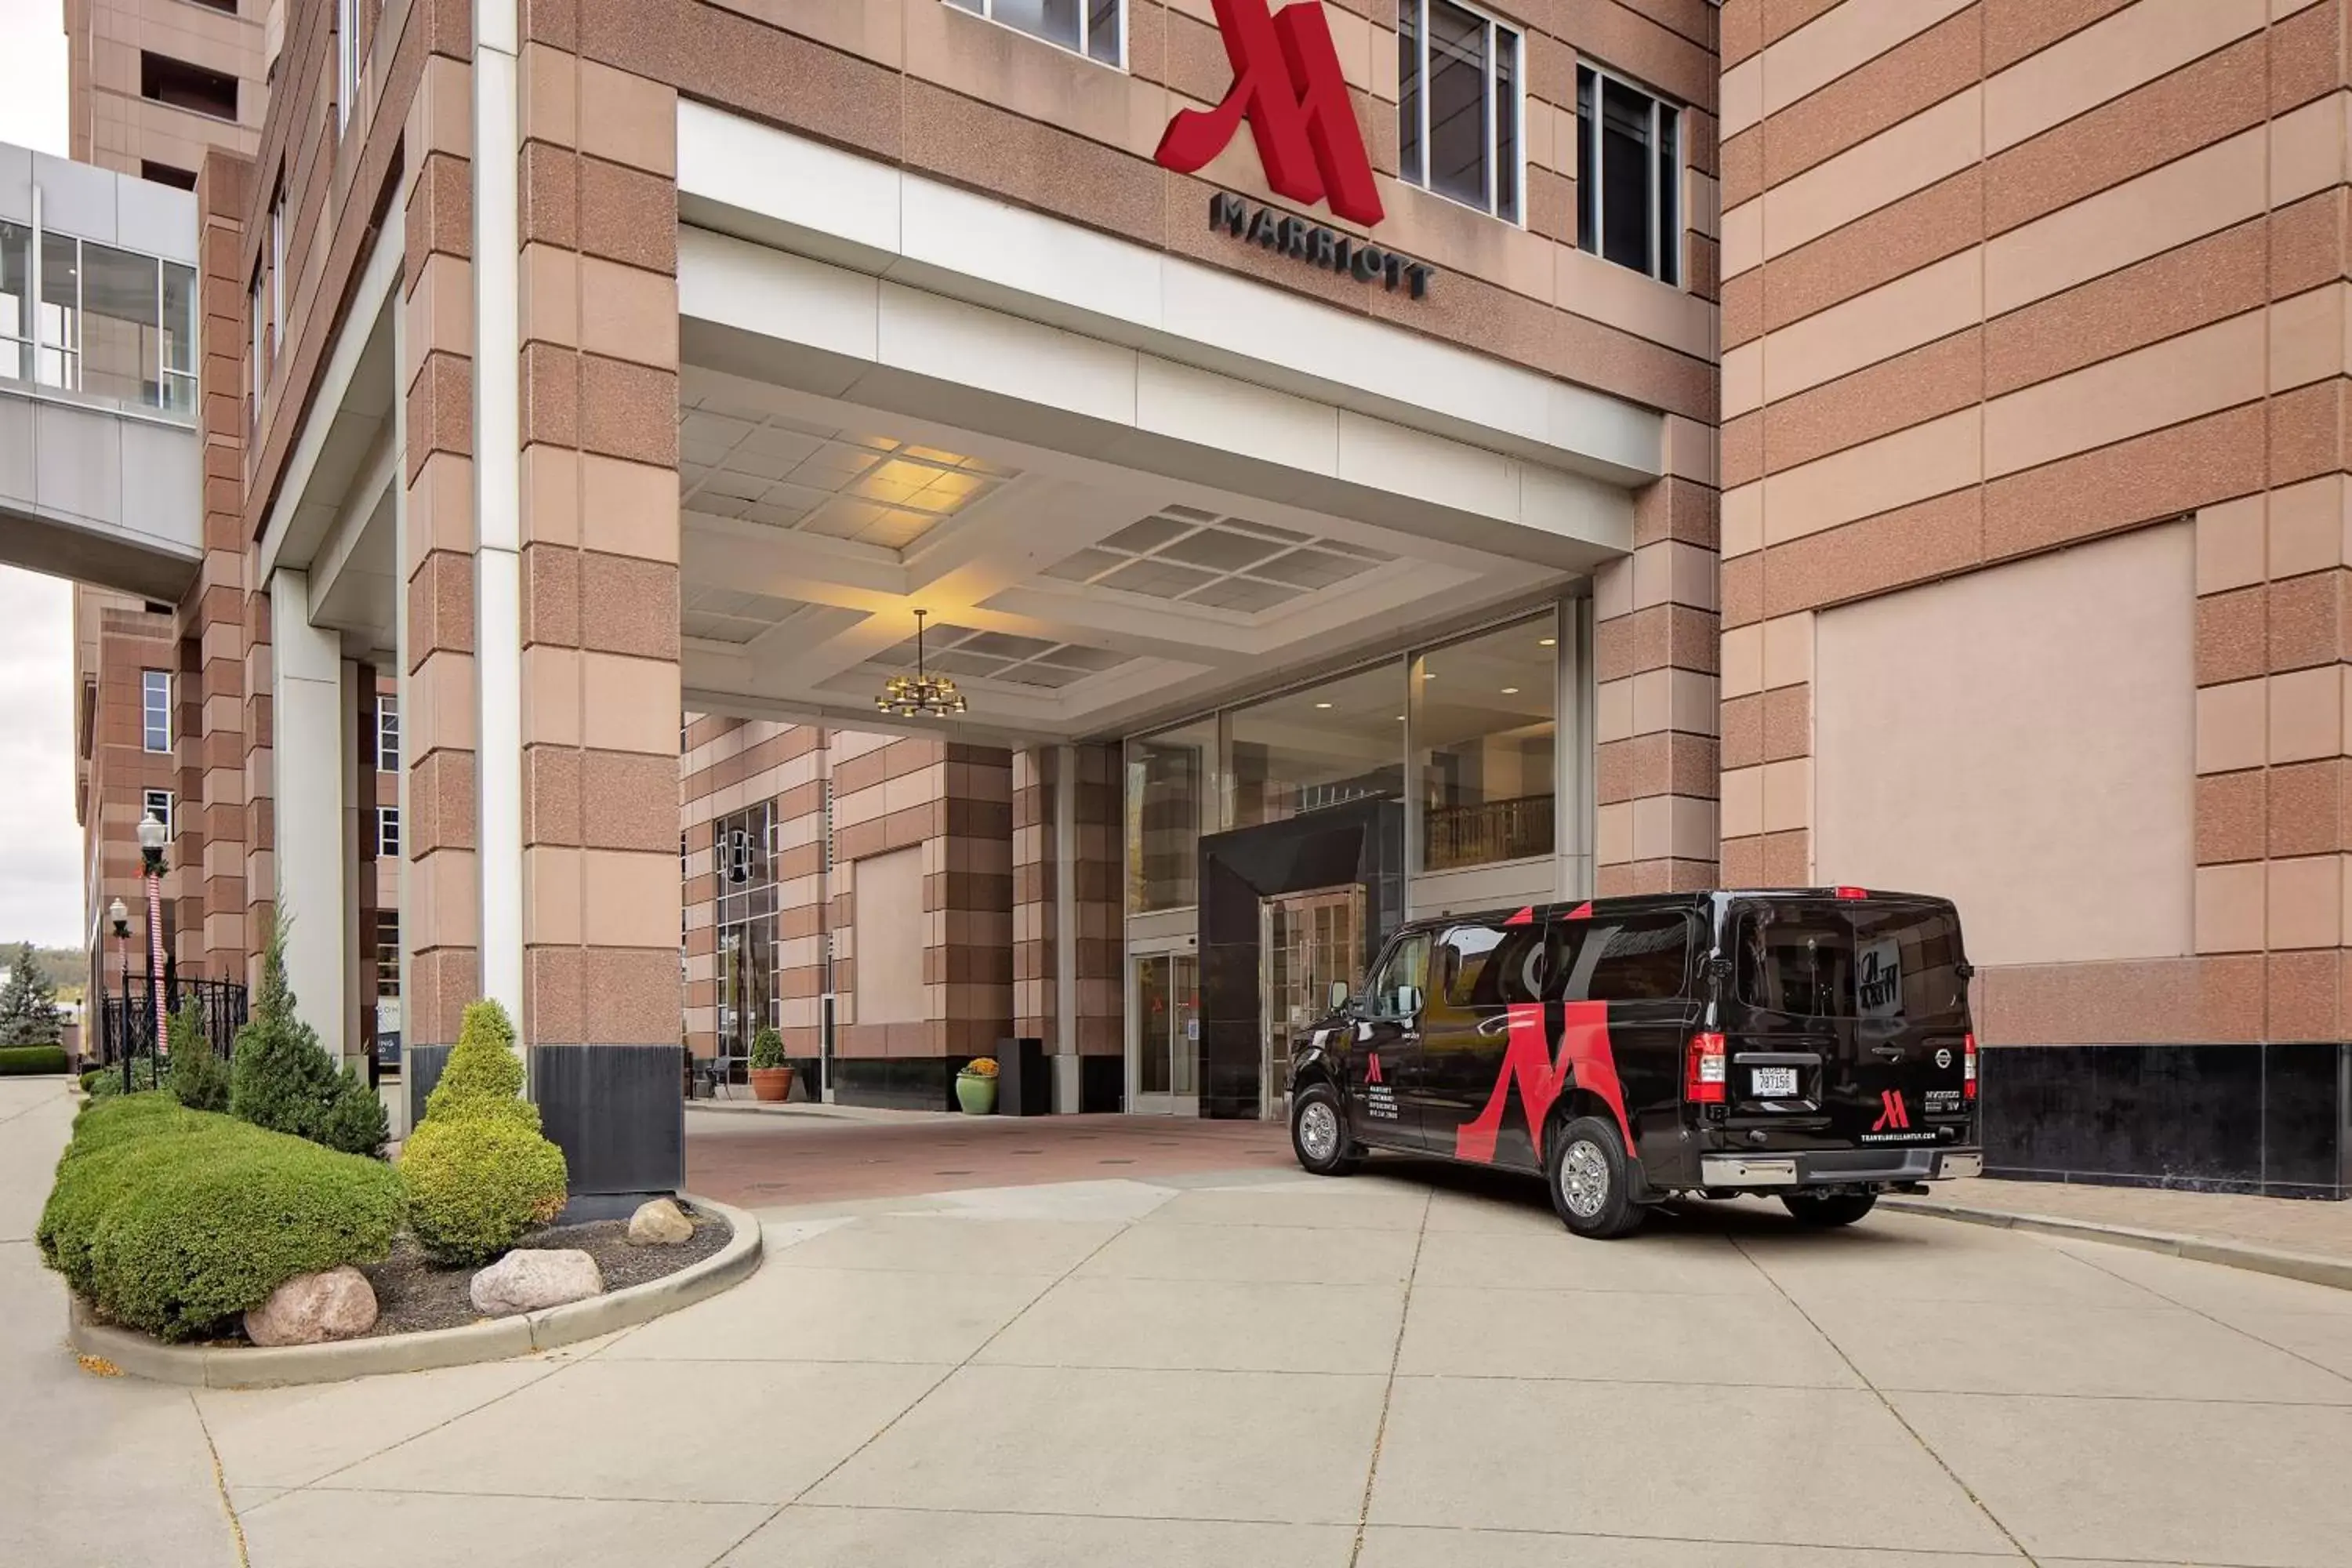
[0, 0, 82, 949]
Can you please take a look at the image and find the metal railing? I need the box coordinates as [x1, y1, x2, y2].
[95, 975, 248, 1084]
[1422, 793, 1555, 871]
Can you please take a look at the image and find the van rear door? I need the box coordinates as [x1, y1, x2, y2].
[1723, 895, 1973, 1151]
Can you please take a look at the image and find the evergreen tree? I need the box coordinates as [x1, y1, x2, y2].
[228, 916, 389, 1156]
[164, 999, 230, 1113]
[0, 943, 65, 1046]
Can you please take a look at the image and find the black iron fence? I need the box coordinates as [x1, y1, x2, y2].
[95, 975, 249, 1082]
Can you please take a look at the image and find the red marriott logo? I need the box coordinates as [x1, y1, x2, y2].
[1871, 1090, 1911, 1132]
[1155, 0, 1385, 226]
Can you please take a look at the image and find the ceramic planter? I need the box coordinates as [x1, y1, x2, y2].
[955, 1073, 997, 1115]
[749, 1065, 793, 1102]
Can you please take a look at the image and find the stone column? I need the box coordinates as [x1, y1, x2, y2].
[268, 573, 351, 1048]
[509, 16, 686, 1200]
[398, 37, 484, 1108]
[1012, 744, 1122, 1112]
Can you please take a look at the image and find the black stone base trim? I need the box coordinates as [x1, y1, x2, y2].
[529, 1044, 686, 1197]
[833, 1055, 978, 1112]
[1080, 1053, 1125, 1113]
[1984, 1042, 2350, 1199]
[555, 1191, 673, 1225]
[404, 1044, 451, 1130]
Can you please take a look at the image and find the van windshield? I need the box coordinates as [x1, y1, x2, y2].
[1732, 901, 1967, 1023]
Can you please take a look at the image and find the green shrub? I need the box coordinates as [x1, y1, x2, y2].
[750, 1026, 785, 1069]
[423, 1000, 536, 1129]
[38, 1100, 401, 1341]
[0, 1045, 69, 1075]
[399, 1112, 568, 1265]
[229, 915, 387, 1157]
[87, 1127, 401, 1341]
[163, 1002, 230, 1114]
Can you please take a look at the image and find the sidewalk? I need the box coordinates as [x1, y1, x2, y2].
[1893, 1174, 2352, 1284]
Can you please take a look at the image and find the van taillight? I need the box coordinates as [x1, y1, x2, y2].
[1686, 1032, 1726, 1103]
[1832, 885, 1869, 900]
[1963, 1032, 1978, 1101]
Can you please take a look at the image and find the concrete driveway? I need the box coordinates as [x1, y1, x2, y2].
[8, 1076, 2352, 1567]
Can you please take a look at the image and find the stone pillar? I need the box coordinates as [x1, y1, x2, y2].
[398, 36, 484, 1107]
[509, 16, 686, 1200]
[1012, 744, 1122, 1112]
[1596, 416, 1722, 895]
[268, 573, 351, 1048]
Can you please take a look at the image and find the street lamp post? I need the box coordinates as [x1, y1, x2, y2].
[137, 816, 168, 1088]
[108, 897, 130, 1094]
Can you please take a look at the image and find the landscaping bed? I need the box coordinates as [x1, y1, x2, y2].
[361, 1208, 733, 1337]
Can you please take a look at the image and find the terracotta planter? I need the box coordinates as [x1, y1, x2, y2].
[955, 1073, 997, 1115]
[749, 1065, 793, 1103]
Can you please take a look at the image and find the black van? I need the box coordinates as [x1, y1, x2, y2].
[1285, 887, 1983, 1237]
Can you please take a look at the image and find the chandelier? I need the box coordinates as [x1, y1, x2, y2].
[875, 609, 968, 718]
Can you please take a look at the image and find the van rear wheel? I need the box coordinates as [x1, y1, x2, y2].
[1781, 1191, 1877, 1228]
[1547, 1116, 1646, 1239]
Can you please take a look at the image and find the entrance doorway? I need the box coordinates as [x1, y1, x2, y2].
[1131, 953, 1200, 1116]
[1258, 885, 1367, 1119]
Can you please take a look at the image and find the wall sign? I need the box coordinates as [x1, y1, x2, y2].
[1208, 192, 1436, 299]
[1156, 0, 1385, 226]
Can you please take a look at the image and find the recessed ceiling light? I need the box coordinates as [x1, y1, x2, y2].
[1501, 686, 1519, 695]
[1539, 637, 1555, 647]
[1315, 701, 1333, 710]
[1396, 715, 1406, 721]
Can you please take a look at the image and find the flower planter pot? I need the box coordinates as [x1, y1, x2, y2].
[955, 1073, 997, 1115]
[749, 1065, 793, 1103]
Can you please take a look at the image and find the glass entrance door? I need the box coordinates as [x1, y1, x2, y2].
[1131, 952, 1200, 1115]
[1259, 885, 1367, 1120]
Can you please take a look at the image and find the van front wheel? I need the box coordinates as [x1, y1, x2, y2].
[1781, 1191, 1877, 1227]
[1547, 1116, 1646, 1239]
[1290, 1083, 1359, 1177]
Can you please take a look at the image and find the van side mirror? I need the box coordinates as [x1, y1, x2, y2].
[1327, 980, 1350, 1012]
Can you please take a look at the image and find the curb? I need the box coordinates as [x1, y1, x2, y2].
[67, 1194, 764, 1388]
[1880, 1196, 2352, 1294]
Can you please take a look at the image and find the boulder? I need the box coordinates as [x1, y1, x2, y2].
[470, 1248, 604, 1316]
[627, 1197, 695, 1246]
[243, 1265, 379, 1347]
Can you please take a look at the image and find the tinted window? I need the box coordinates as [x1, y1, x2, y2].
[1366, 932, 1432, 1018]
[1734, 902, 1966, 1022]
[1439, 923, 1544, 1007]
[1552, 913, 1690, 1001]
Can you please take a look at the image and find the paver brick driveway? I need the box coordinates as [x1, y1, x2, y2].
[9, 1080, 2352, 1566]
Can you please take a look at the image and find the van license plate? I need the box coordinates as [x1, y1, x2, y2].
[1751, 1067, 1800, 1098]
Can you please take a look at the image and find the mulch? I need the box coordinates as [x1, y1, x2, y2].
[354, 1203, 734, 1338]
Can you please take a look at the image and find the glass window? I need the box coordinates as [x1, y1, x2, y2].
[0, 221, 27, 382]
[1365, 931, 1431, 1018]
[1554, 912, 1691, 1002]
[946, 0, 1121, 65]
[141, 670, 170, 752]
[249, 270, 263, 417]
[714, 802, 778, 1069]
[1734, 902, 1968, 1023]
[269, 188, 285, 354]
[1577, 63, 1681, 285]
[143, 789, 172, 840]
[76, 241, 163, 408]
[1230, 661, 1404, 828]
[338, 0, 362, 131]
[376, 807, 400, 858]
[1397, 0, 1521, 221]
[376, 695, 399, 772]
[38, 230, 77, 389]
[1125, 717, 1215, 913]
[1438, 921, 1544, 1009]
[376, 910, 401, 996]
[1416, 614, 1557, 871]
[161, 261, 196, 415]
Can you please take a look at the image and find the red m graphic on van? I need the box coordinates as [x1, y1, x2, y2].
[1154, 0, 1385, 226]
[1872, 1089, 1910, 1131]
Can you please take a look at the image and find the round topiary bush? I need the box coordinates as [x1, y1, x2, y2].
[87, 1129, 402, 1341]
[399, 1112, 569, 1266]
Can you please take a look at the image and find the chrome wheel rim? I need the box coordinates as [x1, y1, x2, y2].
[1298, 1100, 1341, 1163]
[1559, 1139, 1610, 1218]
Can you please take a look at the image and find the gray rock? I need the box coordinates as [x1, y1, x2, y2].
[626, 1197, 695, 1246]
[244, 1265, 378, 1346]
[469, 1248, 604, 1316]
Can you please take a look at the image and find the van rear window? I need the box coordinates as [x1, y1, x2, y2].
[1733, 902, 1966, 1022]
